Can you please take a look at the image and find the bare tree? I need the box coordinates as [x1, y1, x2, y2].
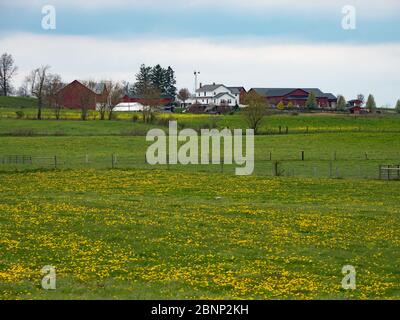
[242, 91, 269, 135]
[80, 80, 98, 121]
[0, 53, 18, 96]
[107, 81, 123, 120]
[357, 94, 365, 106]
[177, 88, 190, 107]
[44, 74, 64, 120]
[141, 87, 161, 123]
[17, 79, 30, 97]
[97, 80, 109, 120]
[26, 65, 51, 120]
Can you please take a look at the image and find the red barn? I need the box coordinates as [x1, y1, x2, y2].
[57, 80, 108, 110]
[249, 88, 337, 108]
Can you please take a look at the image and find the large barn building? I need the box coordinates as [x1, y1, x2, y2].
[249, 88, 337, 108]
[57, 80, 109, 110]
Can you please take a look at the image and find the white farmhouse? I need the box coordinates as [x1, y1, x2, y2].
[192, 83, 240, 107]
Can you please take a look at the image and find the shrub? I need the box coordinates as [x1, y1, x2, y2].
[15, 110, 25, 119]
[10, 128, 35, 136]
[132, 114, 139, 122]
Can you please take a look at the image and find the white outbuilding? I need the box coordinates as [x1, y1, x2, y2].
[113, 102, 144, 112]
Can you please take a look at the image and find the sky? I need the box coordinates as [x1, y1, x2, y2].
[0, 0, 399, 106]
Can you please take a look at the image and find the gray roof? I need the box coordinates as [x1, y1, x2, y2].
[251, 88, 336, 100]
[323, 93, 337, 100]
[214, 92, 236, 99]
[227, 87, 245, 94]
[196, 84, 225, 93]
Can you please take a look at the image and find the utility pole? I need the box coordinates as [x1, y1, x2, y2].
[194, 71, 200, 103]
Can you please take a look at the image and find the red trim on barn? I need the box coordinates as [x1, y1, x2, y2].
[121, 95, 174, 105]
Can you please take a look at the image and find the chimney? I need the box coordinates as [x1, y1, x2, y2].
[213, 82, 215, 85]
[199, 83, 202, 88]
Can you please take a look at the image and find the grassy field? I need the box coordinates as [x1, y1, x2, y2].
[0, 169, 399, 299]
[2, 108, 400, 135]
[0, 96, 41, 109]
[1, 129, 399, 179]
[0, 107, 399, 300]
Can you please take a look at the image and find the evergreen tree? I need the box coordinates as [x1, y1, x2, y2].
[133, 64, 177, 98]
[366, 94, 377, 113]
[305, 91, 317, 110]
[337, 95, 347, 111]
[151, 64, 166, 94]
[395, 100, 400, 113]
[133, 64, 153, 95]
[164, 66, 177, 98]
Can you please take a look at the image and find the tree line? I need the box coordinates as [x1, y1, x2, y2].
[1, 52, 400, 122]
[0, 53, 179, 121]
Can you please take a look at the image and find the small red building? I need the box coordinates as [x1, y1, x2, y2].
[57, 80, 108, 110]
[348, 99, 364, 114]
[249, 88, 337, 108]
[121, 94, 174, 106]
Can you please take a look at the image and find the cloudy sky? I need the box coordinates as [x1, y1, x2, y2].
[0, 0, 399, 106]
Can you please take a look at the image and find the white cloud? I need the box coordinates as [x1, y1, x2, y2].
[1, 32, 399, 106]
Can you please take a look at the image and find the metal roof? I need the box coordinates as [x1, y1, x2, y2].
[213, 92, 236, 99]
[251, 88, 336, 100]
[196, 84, 226, 93]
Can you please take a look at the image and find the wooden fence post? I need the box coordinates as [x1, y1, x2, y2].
[274, 161, 278, 177]
[167, 153, 170, 170]
[301, 151, 305, 161]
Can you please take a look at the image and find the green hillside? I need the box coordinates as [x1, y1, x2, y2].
[0, 96, 39, 109]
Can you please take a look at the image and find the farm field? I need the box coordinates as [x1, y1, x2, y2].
[0, 111, 399, 300]
[0, 169, 399, 299]
[1, 127, 400, 179]
[1, 111, 400, 135]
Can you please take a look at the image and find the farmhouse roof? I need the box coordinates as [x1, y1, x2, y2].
[214, 92, 236, 99]
[227, 87, 245, 94]
[196, 84, 225, 92]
